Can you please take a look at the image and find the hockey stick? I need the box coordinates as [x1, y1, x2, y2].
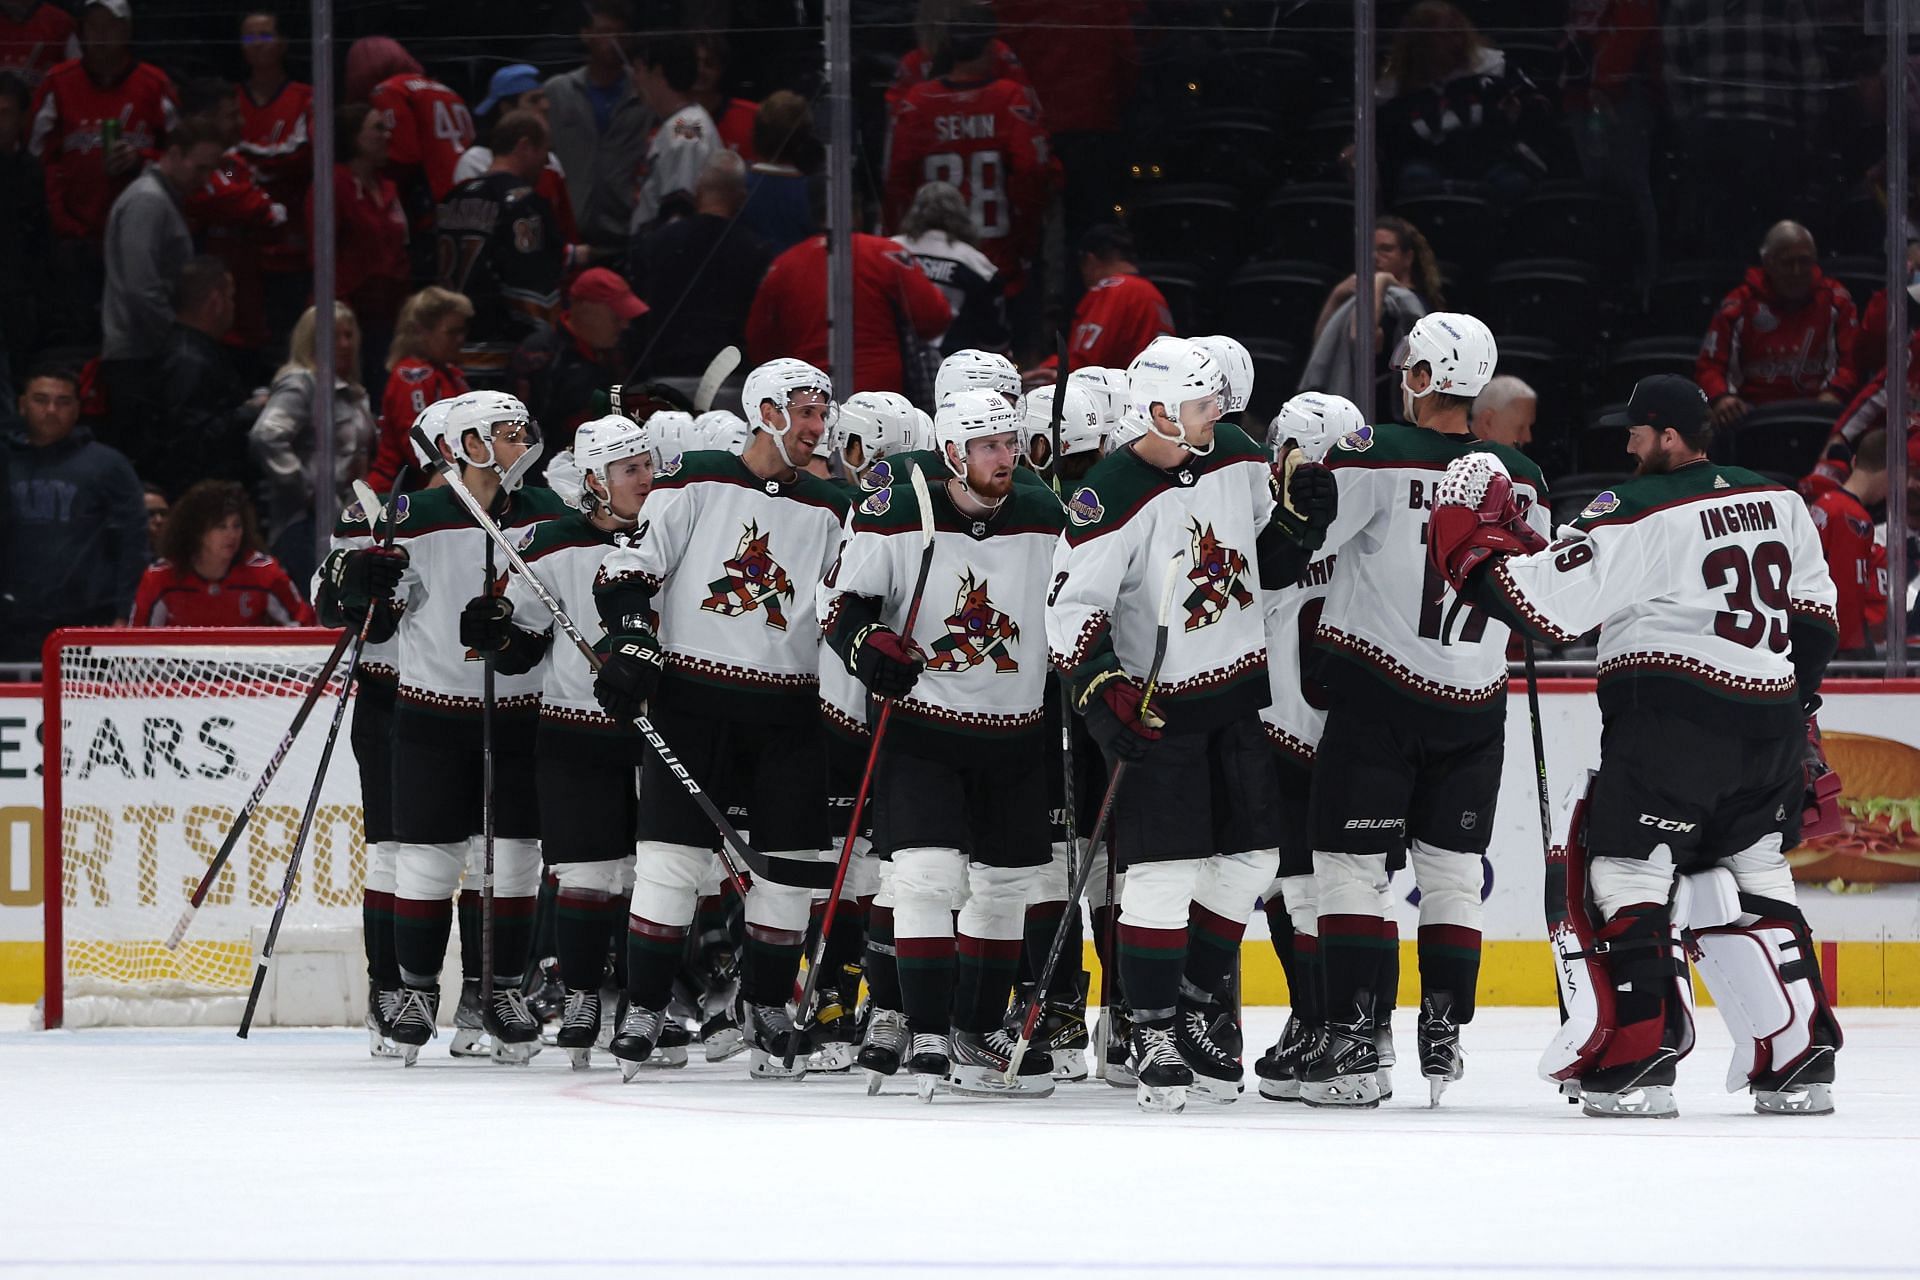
[1007, 550, 1184, 1084]
[169, 480, 399, 949]
[408, 426, 806, 896]
[1521, 638, 1553, 866]
[238, 470, 408, 1036]
[694, 345, 741, 415]
[784, 463, 938, 1068]
[480, 535, 498, 1010]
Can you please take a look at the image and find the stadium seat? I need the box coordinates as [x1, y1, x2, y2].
[1485, 260, 1602, 351]
[1173, 116, 1281, 201]
[1504, 182, 1627, 271]
[1243, 338, 1301, 420]
[1646, 261, 1742, 336]
[1727, 400, 1843, 476]
[1224, 259, 1339, 347]
[1264, 183, 1357, 264]
[1211, 46, 1322, 121]
[1123, 184, 1243, 281]
[1137, 261, 1207, 334]
[1394, 184, 1500, 276]
[1603, 336, 1701, 402]
[1825, 254, 1889, 310]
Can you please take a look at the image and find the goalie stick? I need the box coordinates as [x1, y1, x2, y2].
[407, 426, 821, 896]
[785, 462, 937, 1069]
[1006, 550, 1184, 1084]
[238, 469, 408, 1036]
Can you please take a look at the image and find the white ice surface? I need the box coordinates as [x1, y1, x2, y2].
[2, 1004, 1917, 1280]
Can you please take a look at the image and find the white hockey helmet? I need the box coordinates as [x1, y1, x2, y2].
[907, 405, 936, 453]
[1020, 383, 1107, 459]
[1192, 335, 1255, 413]
[419, 390, 544, 490]
[549, 414, 652, 518]
[742, 357, 837, 467]
[1127, 335, 1226, 455]
[935, 387, 1021, 480]
[1268, 391, 1366, 464]
[646, 410, 699, 461]
[935, 348, 1021, 407]
[838, 390, 922, 469]
[1400, 312, 1498, 400]
[407, 397, 458, 467]
[693, 409, 752, 455]
[1069, 366, 1129, 434]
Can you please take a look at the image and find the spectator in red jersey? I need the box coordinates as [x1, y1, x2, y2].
[1808, 327, 1920, 496]
[0, 1, 75, 88]
[177, 75, 286, 374]
[454, 63, 580, 252]
[1842, 240, 1920, 392]
[883, 3, 1028, 123]
[0, 71, 50, 392]
[883, 22, 1054, 312]
[1699, 220, 1859, 431]
[131, 479, 314, 627]
[347, 35, 472, 242]
[693, 36, 758, 162]
[154, 257, 260, 496]
[1022, 223, 1171, 384]
[234, 10, 311, 349]
[248, 301, 376, 560]
[746, 179, 950, 395]
[1807, 427, 1890, 656]
[312, 102, 409, 393]
[367, 285, 471, 492]
[27, 0, 173, 345]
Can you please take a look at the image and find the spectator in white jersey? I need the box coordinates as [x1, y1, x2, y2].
[893, 180, 1008, 357]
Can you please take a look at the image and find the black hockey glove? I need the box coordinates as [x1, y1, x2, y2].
[324, 546, 408, 611]
[1269, 456, 1337, 551]
[851, 624, 926, 699]
[459, 594, 517, 655]
[1077, 669, 1165, 764]
[593, 631, 664, 723]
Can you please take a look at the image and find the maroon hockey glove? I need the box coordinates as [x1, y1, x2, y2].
[1427, 454, 1547, 593]
[852, 624, 926, 700]
[1077, 669, 1165, 763]
[592, 631, 664, 723]
[1801, 717, 1844, 841]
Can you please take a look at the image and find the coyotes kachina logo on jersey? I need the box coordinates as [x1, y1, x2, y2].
[1182, 519, 1252, 632]
[701, 521, 794, 630]
[925, 571, 1020, 672]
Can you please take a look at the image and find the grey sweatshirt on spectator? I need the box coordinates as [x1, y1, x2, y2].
[2, 424, 148, 625]
[542, 67, 656, 252]
[101, 165, 193, 362]
[248, 366, 377, 541]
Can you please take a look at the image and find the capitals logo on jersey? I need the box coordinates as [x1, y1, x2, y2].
[925, 571, 1020, 673]
[701, 521, 794, 630]
[1182, 519, 1253, 632]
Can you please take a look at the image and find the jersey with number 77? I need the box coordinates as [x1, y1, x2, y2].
[1477, 461, 1838, 734]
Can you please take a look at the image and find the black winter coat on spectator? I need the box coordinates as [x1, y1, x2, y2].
[154, 324, 253, 496]
[1, 424, 147, 660]
[511, 317, 616, 453]
[628, 211, 771, 377]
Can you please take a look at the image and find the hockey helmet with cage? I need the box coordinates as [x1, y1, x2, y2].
[1192, 335, 1255, 413]
[839, 390, 923, 470]
[548, 414, 652, 519]
[693, 409, 752, 454]
[1020, 383, 1107, 459]
[417, 389, 543, 491]
[935, 348, 1021, 407]
[935, 387, 1021, 480]
[1127, 336, 1226, 455]
[742, 357, 838, 467]
[1268, 391, 1366, 464]
[1400, 312, 1497, 401]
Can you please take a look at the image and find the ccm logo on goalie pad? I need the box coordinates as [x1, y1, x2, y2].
[1639, 814, 1698, 833]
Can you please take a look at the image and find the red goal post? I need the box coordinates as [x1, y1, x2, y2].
[41, 627, 367, 1029]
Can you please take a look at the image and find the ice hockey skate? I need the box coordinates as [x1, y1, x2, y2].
[1418, 995, 1463, 1107]
[1578, 1048, 1681, 1119]
[906, 1032, 950, 1101]
[556, 988, 600, 1070]
[858, 1008, 908, 1094]
[742, 1000, 807, 1081]
[1096, 1006, 1137, 1087]
[1254, 1014, 1317, 1101]
[448, 979, 491, 1059]
[1300, 996, 1383, 1108]
[388, 986, 440, 1067]
[948, 1029, 1053, 1098]
[366, 987, 403, 1059]
[482, 986, 542, 1065]
[608, 1004, 665, 1082]
[1753, 1045, 1837, 1116]
[803, 976, 858, 1073]
[1176, 1001, 1244, 1103]
[651, 1016, 691, 1068]
[1128, 1023, 1192, 1113]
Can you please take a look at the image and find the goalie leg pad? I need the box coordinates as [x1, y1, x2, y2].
[1193, 847, 1279, 922]
[630, 841, 711, 929]
[1691, 893, 1842, 1094]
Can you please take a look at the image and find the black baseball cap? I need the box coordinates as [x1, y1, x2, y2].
[1599, 374, 1711, 433]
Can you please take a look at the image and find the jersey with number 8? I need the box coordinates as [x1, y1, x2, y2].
[1481, 461, 1838, 732]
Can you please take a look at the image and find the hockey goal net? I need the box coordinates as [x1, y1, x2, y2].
[41, 628, 368, 1028]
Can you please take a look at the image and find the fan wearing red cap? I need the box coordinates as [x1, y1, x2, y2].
[510, 267, 648, 449]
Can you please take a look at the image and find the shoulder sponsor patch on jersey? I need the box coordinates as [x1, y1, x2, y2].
[862, 458, 895, 493]
[1339, 424, 1374, 452]
[1067, 486, 1104, 526]
[657, 453, 683, 479]
[342, 500, 365, 525]
[1579, 490, 1620, 519]
[515, 524, 539, 551]
[860, 486, 893, 516]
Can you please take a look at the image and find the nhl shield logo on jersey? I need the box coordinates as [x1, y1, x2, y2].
[1182, 519, 1253, 632]
[1340, 424, 1375, 452]
[1067, 486, 1104, 527]
[1579, 491, 1621, 519]
[925, 571, 1020, 673]
[859, 486, 893, 516]
[701, 521, 795, 630]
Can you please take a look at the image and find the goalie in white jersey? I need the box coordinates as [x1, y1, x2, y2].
[1430, 374, 1843, 1118]
[1301, 313, 1550, 1108]
[822, 388, 1067, 1097]
[1046, 336, 1337, 1112]
[591, 358, 851, 1080]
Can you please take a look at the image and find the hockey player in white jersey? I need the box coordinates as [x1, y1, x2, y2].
[1301, 313, 1550, 1108]
[1046, 336, 1337, 1111]
[345, 390, 563, 1063]
[460, 416, 669, 1071]
[936, 348, 1022, 411]
[1192, 335, 1254, 420]
[823, 387, 1067, 1097]
[1429, 374, 1843, 1117]
[591, 358, 850, 1080]
[1247, 391, 1367, 1101]
[838, 390, 933, 486]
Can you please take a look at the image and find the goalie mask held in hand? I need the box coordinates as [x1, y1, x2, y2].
[1426, 450, 1546, 594]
